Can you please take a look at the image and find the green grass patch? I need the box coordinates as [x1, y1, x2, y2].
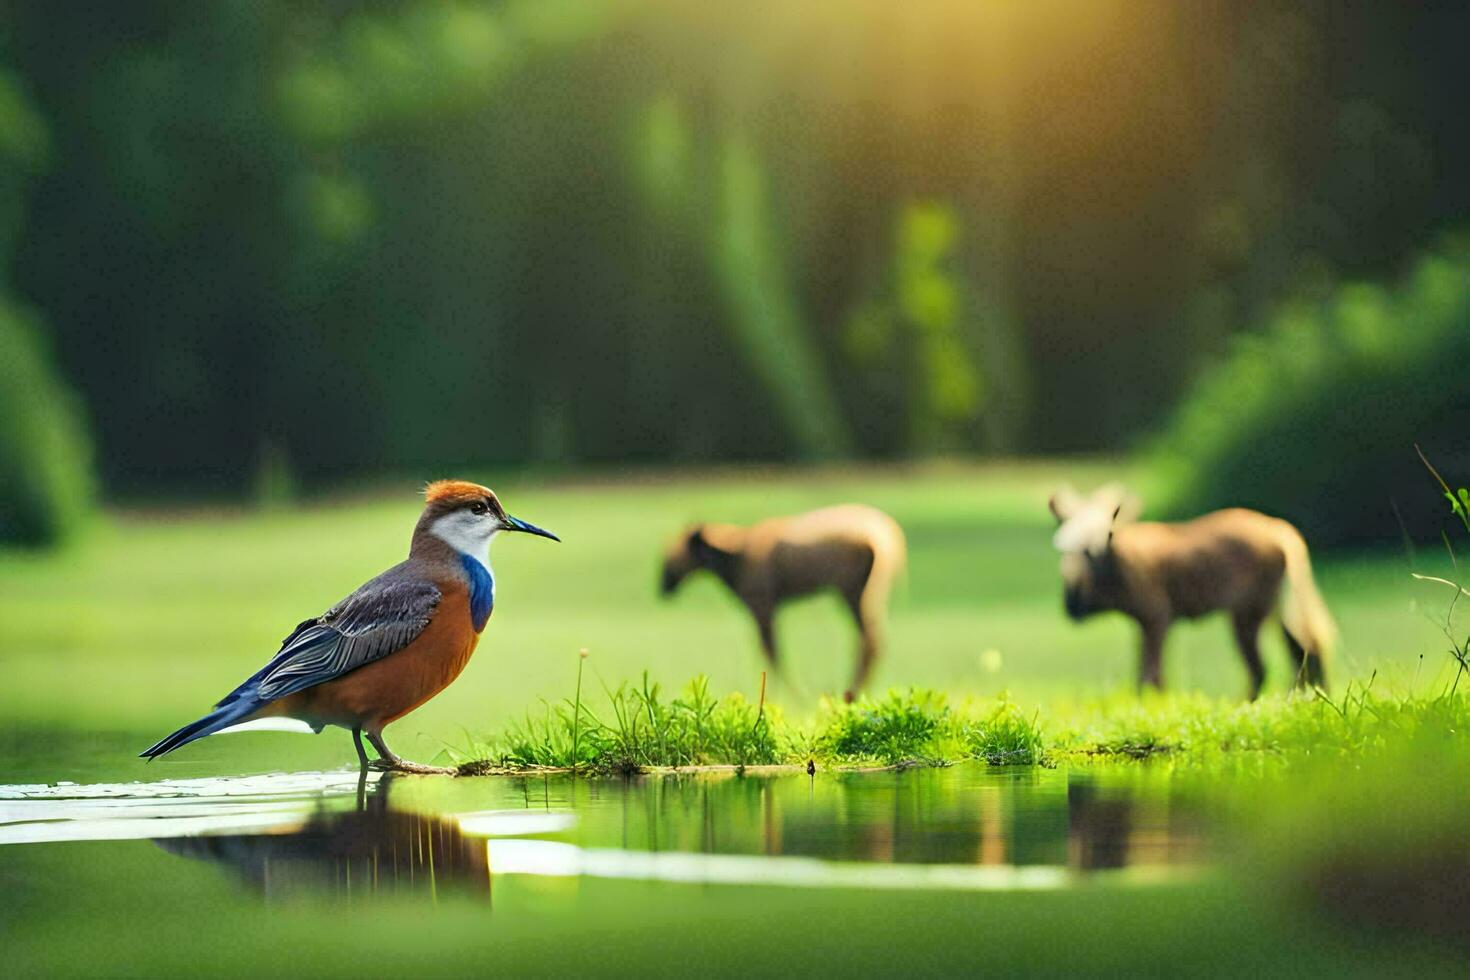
[808, 691, 1046, 766]
[812, 689, 952, 765]
[963, 699, 1049, 765]
[449, 679, 1047, 772]
[451, 672, 784, 774]
[451, 668, 1470, 773]
[1045, 675, 1470, 765]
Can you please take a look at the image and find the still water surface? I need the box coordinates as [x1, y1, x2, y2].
[6, 739, 1464, 977]
[1, 761, 1206, 902]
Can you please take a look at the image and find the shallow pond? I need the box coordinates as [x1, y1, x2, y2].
[0, 734, 1459, 977]
[1, 762, 1205, 900]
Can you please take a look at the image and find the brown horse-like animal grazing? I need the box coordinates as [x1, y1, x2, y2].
[1049, 485, 1336, 699]
[660, 505, 906, 700]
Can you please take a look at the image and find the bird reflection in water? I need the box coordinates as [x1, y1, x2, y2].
[155, 774, 489, 901]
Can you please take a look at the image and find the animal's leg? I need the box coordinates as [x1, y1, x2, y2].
[747, 594, 792, 686]
[1138, 620, 1167, 692]
[352, 725, 369, 770]
[366, 728, 456, 776]
[1281, 624, 1326, 690]
[751, 603, 780, 673]
[843, 589, 880, 703]
[845, 635, 878, 705]
[1231, 609, 1268, 700]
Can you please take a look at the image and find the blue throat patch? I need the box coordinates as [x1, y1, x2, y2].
[460, 553, 495, 632]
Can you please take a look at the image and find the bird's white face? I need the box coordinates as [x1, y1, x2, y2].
[430, 507, 505, 562]
[427, 493, 560, 565]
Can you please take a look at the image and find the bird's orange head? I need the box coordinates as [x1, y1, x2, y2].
[424, 479, 500, 514]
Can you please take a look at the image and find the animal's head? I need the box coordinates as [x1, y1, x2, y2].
[1048, 483, 1140, 621]
[660, 525, 706, 596]
[418, 480, 559, 555]
[660, 523, 743, 597]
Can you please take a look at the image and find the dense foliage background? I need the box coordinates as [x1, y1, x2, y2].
[0, 1, 1467, 542]
[1153, 239, 1470, 545]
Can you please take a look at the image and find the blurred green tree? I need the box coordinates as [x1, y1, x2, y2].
[0, 66, 92, 546]
[0, 0, 1462, 501]
[842, 202, 984, 453]
[1152, 239, 1470, 546]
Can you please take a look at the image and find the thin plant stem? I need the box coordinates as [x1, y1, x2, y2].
[572, 648, 587, 772]
[1410, 573, 1470, 599]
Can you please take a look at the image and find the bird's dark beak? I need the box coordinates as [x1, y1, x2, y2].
[505, 515, 559, 542]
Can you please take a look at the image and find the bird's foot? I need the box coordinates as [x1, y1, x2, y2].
[367, 758, 457, 776]
[362, 730, 455, 775]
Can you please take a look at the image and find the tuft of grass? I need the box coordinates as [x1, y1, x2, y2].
[960, 698, 1047, 765]
[811, 689, 952, 766]
[805, 689, 1048, 767]
[453, 673, 784, 774]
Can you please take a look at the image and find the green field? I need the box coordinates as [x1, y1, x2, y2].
[0, 461, 1456, 772]
[4, 461, 1469, 977]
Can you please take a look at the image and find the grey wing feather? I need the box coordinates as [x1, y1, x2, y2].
[253, 564, 442, 703]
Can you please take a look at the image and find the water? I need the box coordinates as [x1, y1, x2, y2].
[1, 762, 1205, 901]
[3, 744, 1460, 976]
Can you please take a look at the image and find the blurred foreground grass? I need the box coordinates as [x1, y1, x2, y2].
[0, 461, 1457, 764]
[6, 848, 1461, 978]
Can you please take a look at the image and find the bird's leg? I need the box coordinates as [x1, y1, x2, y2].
[365, 729, 402, 766]
[352, 726, 370, 771]
[365, 729, 456, 776]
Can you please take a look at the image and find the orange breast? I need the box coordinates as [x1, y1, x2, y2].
[269, 588, 481, 731]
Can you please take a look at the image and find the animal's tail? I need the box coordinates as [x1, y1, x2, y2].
[1276, 522, 1337, 684]
[139, 700, 258, 760]
[842, 514, 908, 701]
[860, 514, 908, 634]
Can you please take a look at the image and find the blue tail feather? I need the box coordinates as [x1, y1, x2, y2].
[139, 700, 260, 760]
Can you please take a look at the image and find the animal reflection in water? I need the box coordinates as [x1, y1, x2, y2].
[524, 772, 1200, 874]
[790, 779, 1205, 871]
[155, 776, 488, 900]
[153, 772, 1202, 897]
[1065, 781, 1202, 871]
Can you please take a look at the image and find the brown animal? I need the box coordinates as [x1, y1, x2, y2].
[660, 505, 906, 700]
[1048, 484, 1335, 699]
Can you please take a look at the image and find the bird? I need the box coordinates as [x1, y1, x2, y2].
[140, 480, 559, 774]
